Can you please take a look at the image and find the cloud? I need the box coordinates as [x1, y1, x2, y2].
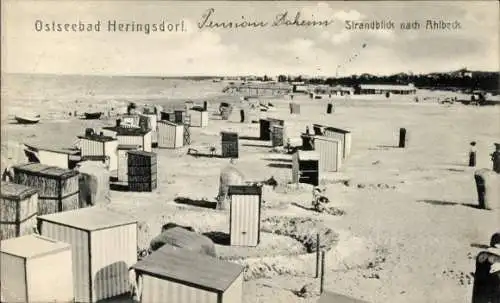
[333, 9, 364, 21]
[331, 31, 351, 45]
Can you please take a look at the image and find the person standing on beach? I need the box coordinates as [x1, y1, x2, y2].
[469, 141, 477, 167]
[491, 143, 500, 173]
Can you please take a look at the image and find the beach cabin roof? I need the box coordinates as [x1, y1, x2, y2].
[101, 126, 151, 136]
[23, 144, 80, 155]
[1, 234, 70, 259]
[158, 120, 178, 127]
[77, 134, 116, 142]
[37, 206, 137, 232]
[131, 245, 244, 293]
[117, 144, 141, 150]
[313, 124, 351, 134]
[1, 181, 38, 200]
[228, 185, 262, 196]
[13, 163, 78, 179]
[359, 84, 415, 91]
[298, 150, 320, 161]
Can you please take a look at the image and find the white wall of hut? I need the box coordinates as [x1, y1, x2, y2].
[322, 127, 352, 159]
[38, 208, 137, 303]
[314, 136, 343, 172]
[188, 110, 209, 128]
[157, 121, 184, 149]
[80, 138, 119, 171]
[0, 235, 74, 303]
[116, 132, 152, 153]
[230, 193, 260, 247]
[36, 150, 70, 169]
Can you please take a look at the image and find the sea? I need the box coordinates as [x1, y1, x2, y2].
[1, 73, 227, 120]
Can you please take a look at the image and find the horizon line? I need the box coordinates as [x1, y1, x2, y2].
[2, 69, 499, 79]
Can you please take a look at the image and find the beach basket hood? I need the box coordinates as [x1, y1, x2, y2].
[149, 227, 216, 257]
[217, 161, 245, 208]
[75, 161, 110, 207]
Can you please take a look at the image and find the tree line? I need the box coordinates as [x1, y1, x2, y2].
[276, 72, 499, 94]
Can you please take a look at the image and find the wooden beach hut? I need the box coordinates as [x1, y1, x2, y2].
[313, 124, 352, 159]
[292, 150, 319, 186]
[188, 108, 209, 128]
[139, 113, 158, 146]
[259, 119, 272, 141]
[1, 182, 38, 240]
[0, 234, 74, 303]
[130, 245, 244, 303]
[271, 124, 285, 147]
[160, 111, 176, 123]
[228, 185, 262, 247]
[78, 133, 118, 171]
[260, 118, 285, 141]
[23, 144, 79, 170]
[102, 127, 152, 153]
[37, 207, 138, 303]
[157, 120, 184, 149]
[221, 131, 239, 158]
[317, 291, 369, 303]
[12, 163, 79, 216]
[117, 145, 140, 183]
[314, 136, 343, 172]
[174, 110, 186, 124]
[289, 102, 301, 114]
[128, 150, 157, 192]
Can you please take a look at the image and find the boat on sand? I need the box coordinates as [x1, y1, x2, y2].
[83, 112, 103, 120]
[14, 114, 40, 124]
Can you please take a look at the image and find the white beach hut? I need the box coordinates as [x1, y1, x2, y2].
[37, 207, 138, 303]
[0, 234, 74, 303]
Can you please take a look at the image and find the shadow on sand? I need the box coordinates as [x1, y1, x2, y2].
[240, 136, 261, 141]
[187, 153, 223, 159]
[470, 243, 491, 249]
[109, 183, 129, 192]
[376, 145, 399, 149]
[445, 168, 466, 173]
[243, 143, 271, 148]
[417, 199, 482, 209]
[174, 197, 217, 209]
[267, 163, 292, 169]
[203, 231, 230, 246]
[261, 158, 292, 163]
[291, 202, 315, 212]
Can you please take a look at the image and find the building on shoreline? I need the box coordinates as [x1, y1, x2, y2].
[356, 83, 416, 95]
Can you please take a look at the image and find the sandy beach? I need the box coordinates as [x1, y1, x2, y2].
[2, 75, 499, 303]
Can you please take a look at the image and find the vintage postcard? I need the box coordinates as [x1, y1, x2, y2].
[1, 1, 499, 303]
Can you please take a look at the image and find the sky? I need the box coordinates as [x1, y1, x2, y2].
[1, 1, 499, 77]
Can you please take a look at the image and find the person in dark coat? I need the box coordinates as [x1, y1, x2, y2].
[491, 143, 500, 173]
[469, 141, 477, 167]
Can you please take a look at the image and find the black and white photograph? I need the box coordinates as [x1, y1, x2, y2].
[1, 1, 499, 302]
